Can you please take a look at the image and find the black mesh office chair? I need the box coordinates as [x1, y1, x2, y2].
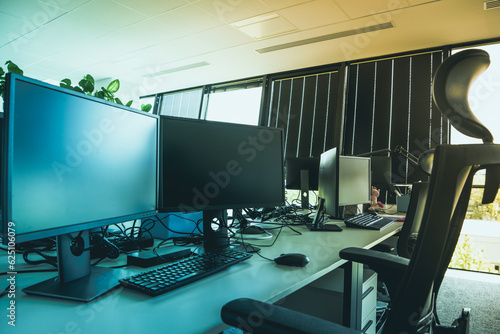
[220, 49, 499, 334]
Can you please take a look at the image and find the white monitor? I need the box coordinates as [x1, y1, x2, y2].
[338, 156, 371, 206]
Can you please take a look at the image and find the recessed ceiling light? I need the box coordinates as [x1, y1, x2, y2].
[231, 13, 280, 28]
[143, 61, 210, 77]
[256, 22, 394, 53]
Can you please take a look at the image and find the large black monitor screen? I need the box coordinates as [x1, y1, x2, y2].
[1, 74, 158, 301]
[160, 116, 285, 213]
[2, 74, 158, 244]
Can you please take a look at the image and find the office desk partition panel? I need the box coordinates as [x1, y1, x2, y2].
[0, 221, 402, 334]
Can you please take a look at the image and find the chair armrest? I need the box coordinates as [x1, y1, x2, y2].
[340, 247, 409, 297]
[221, 298, 360, 334]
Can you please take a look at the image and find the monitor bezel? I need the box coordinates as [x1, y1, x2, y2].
[1, 73, 160, 246]
[158, 116, 286, 213]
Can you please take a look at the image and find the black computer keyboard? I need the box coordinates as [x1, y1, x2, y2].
[119, 248, 252, 296]
[344, 213, 394, 230]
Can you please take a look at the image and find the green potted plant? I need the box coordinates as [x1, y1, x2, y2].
[60, 74, 152, 112]
[0, 61, 24, 103]
[1, 60, 151, 112]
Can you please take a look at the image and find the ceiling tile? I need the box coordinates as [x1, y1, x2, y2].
[0, 49, 43, 70]
[279, 0, 350, 30]
[39, 0, 92, 11]
[0, 0, 68, 40]
[16, 12, 116, 58]
[155, 4, 224, 41]
[113, 0, 187, 17]
[194, 25, 254, 49]
[193, 0, 272, 23]
[334, 0, 410, 19]
[407, 0, 440, 5]
[236, 16, 298, 39]
[72, 0, 148, 30]
[260, 0, 312, 10]
[0, 0, 66, 19]
[0, 13, 26, 47]
[99, 17, 173, 50]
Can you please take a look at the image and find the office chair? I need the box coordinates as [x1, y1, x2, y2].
[220, 49, 498, 333]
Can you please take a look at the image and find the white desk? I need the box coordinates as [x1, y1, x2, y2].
[0, 220, 401, 334]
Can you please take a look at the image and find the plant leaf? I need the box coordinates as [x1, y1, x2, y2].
[141, 104, 152, 112]
[0, 67, 5, 76]
[101, 87, 114, 99]
[83, 74, 94, 85]
[72, 86, 84, 94]
[126, 100, 133, 107]
[94, 90, 105, 99]
[107, 79, 120, 93]
[115, 97, 123, 105]
[79, 78, 95, 94]
[60, 78, 72, 88]
[6, 61, 23, 75]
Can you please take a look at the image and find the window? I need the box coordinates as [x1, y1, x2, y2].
[157, 88, 203, 119]
[449, 43, 500, 275]
[204, 79, 262, 125]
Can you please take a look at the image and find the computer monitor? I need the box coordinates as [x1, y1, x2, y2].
[313, 148, 371, 227]
[285, 157, 319, 209]
[371, 156, 394, 203]
[159, 116, 285, 249]
[1, 73, 159, 301]
[338, 156, 372, 207]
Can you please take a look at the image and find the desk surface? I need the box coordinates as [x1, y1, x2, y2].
[0, 220, 402, 334]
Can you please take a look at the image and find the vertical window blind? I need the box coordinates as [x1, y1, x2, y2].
[262, 71, 341, 160]
[344, 50, 448, 185]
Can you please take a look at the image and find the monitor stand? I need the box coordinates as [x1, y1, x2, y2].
[300, 169, 310, 209]
[23, 230, 121, 302]
[309, 198, 343, 232]
[203, 210, 230, 251]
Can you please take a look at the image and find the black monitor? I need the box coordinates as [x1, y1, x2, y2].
[1, 73, 159, 301]
[312, 148, 371, 228]
[371, 155, 394, 203]
[285, 157, 319, 209]
[159, 116, 285, 249]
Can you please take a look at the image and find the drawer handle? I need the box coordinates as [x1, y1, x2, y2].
[362, 286, 374, 300]
[362, 320, 373, 333]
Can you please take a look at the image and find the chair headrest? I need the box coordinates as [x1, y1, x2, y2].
[432, 49, 493, 143]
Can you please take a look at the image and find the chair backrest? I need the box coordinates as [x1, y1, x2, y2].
[384, 49, 500, 333]
[396, 181, 429, 258]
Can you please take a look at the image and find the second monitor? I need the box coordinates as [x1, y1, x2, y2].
[159, 116, 285, 249]
[313, 147, 371, 229]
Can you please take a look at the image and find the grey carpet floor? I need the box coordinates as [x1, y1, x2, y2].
[436, 269, 500, 334]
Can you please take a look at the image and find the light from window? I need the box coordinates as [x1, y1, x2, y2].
[205, 87, 262, 125]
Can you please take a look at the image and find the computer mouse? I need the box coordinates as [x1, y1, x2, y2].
[274, 253, 309, 267]
[240, 226, 268, 235]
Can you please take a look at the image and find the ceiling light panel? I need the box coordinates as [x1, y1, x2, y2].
[334, 0, 410, 19]
[143, 61, 210, 77]
[235, 16, 297, 39]
[255, 22, 394, 53]
[279, 0, 350, 30]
